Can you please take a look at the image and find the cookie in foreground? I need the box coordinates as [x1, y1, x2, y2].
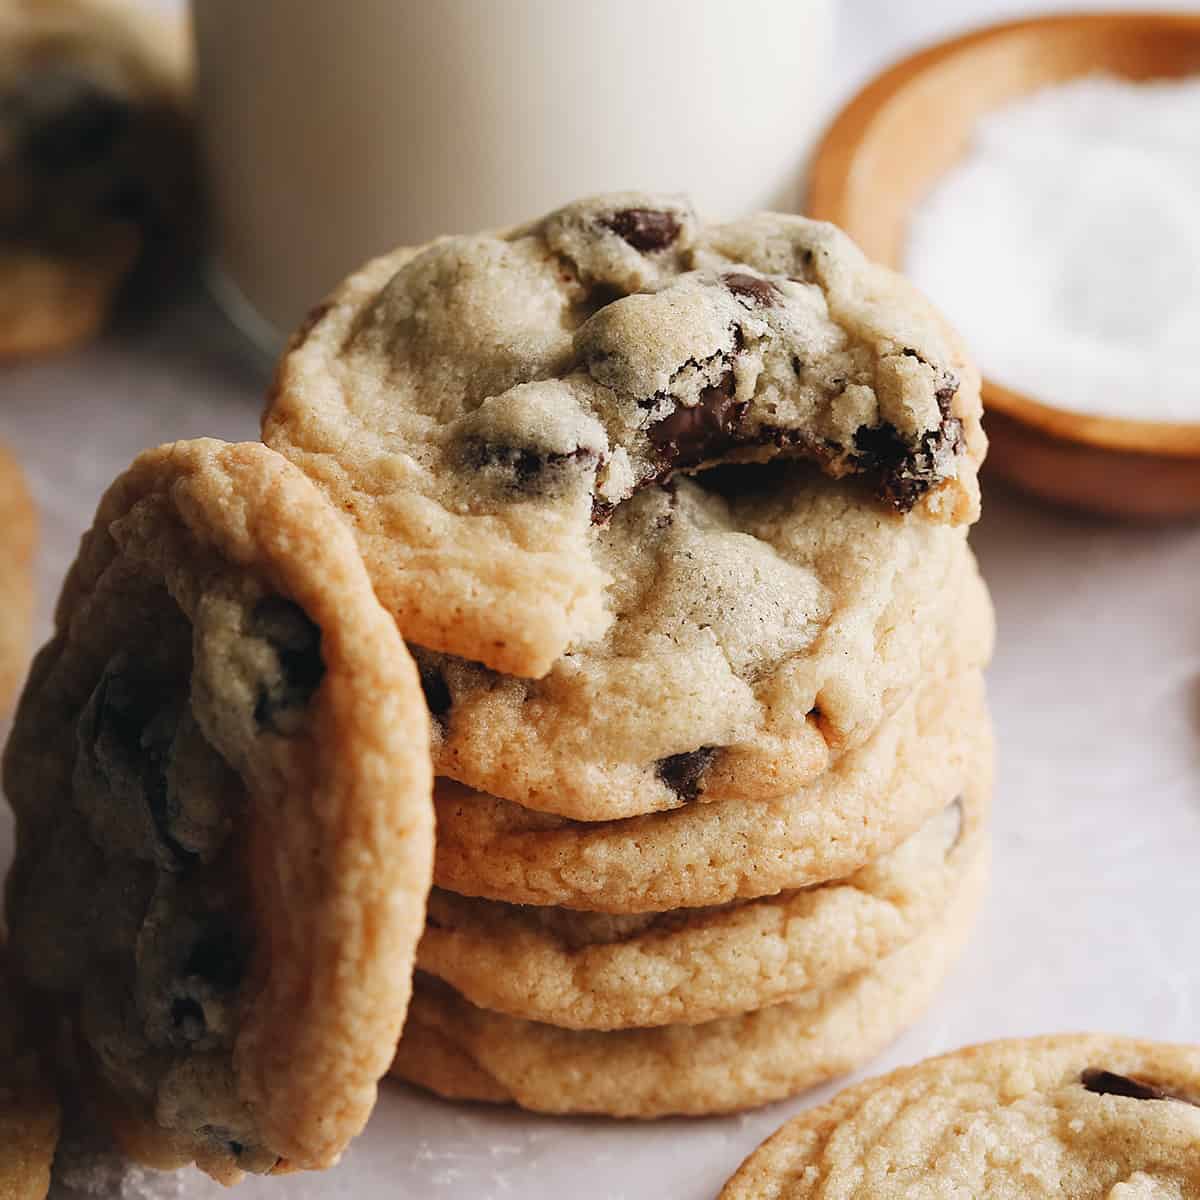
[719, 1035, 1200, 1198]
[3, 439, 433, 1183]
[0, 441, 37, 716]
[0, 0, 197, 359]
[264, 191, 985, 678]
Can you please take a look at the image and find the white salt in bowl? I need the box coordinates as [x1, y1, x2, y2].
[807, 11, 1200, 519]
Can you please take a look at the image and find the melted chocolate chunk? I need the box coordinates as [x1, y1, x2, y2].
[648, 371, 746, 470]
[656, 746, 718, 802]
[249, 599, 325, 732]
[418, 662, 452, 725]
[91, 667, 195, 867]
[590, 496, 617, 526]
[1081, 1069, 1199, 1105]
[601, 208, 681, 253]
[852, 418, 961, 514]
[723, 273, 780, 307]
[185, 922, 246, 990]
[463, 440, 599, 495]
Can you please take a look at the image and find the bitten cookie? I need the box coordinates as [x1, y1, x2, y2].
[264, 192, 985, 678]
[0, 442, 36, 715]
[3, 440, 434, 1183]
[433, 667, 992, 914]
[719, 1036, 1200, 1199]
[391, 875, 984, 1118]
[418, 783, 988, 1030]
[0, 954, 61, 1200]
[0, 0, 196, 360]
[419, 472, 986, 820]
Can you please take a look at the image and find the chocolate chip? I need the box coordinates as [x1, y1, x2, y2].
[648, 371, 746, 470]
[90, 667, 195, 867]
[185, 923, 246, 990]
[723, 273, 780, 307]
[463, 440, 599, 495]
[229, 1142, 245, 1157]
[249, 599, 325, 732]
[418, 663, 452, 725]
[852, 418, 962, 514]
[601, 208, 681, 252]
[656, 747, 718, 801]
[1081, 1068, 1199, 1105]
[590, 496, 616, 526]
[170, 997, 206, 1040]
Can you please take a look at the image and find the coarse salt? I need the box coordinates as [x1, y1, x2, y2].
[905, 74, 1200, 423]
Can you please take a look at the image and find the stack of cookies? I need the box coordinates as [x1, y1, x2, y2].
[261, 194, 996, 1117]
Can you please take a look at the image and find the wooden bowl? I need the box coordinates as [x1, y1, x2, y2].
[808, 11, 1200, 519]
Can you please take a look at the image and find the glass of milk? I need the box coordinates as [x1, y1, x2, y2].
[192, 0, 834, 349]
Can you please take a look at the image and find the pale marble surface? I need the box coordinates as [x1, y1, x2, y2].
[2, 3, 1198, 1197]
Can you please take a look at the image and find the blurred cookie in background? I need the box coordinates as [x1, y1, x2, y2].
[0, 441, 36, 715]
[0, 0, 198, 361]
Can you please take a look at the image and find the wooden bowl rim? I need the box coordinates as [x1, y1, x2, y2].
[808, 9, 1200, 461]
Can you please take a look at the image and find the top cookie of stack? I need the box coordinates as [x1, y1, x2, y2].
[263, 192, 986, 823]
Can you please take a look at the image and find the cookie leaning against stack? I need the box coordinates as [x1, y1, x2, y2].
[3, 440, 434, 1185]
[262, 193, 997, 1116]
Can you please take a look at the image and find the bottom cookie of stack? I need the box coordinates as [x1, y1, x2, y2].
[392, 682, 993, 1117]
[391, 881, 983, 1117]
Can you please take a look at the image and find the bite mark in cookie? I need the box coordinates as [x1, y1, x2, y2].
[264, 192, 985, 677]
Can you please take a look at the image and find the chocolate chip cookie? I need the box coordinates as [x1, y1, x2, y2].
[0, 953, 61, 1200]
[719, 1036, 1200, 1199]
[420, 471, 988, 820]
[434, 665, 991, 914]
[263, 192, 985, 679]
[3, 440, 434, 1183]
[0, 441, 36, 716]
[0, 0, 196, 360]
[418, 779, 987, 1030]
[391, 876, 982, 1118]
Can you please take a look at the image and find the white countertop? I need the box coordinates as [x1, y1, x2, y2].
[3, 2, 1198, 1196]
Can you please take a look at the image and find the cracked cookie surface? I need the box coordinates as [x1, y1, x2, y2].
[420, 469, 987, 819]
[0, 0, 196, 359]
[264, 192, 985, 678]
[720, 1036, 1200, 1199]
[0, 442, 36, 716]
[3, 440, 433, 1184]
[418, 779, 988, 1030]
[391, 880, 983, 1118]
[433, 662, 991, 914]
